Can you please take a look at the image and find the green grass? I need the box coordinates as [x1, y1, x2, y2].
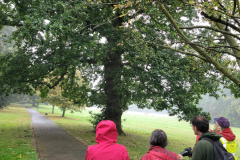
[32, 104, 240, 159]
[0, 104, 38, 160]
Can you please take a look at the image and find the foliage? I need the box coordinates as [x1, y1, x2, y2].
[88, 110, 106, 129]
[26, 95, 39, 107]
[0, 0, 234, 133]
[0, 25, 15, 55]
[132, 0, 240, 97]
[38, 84, 84, 117]
[0, 94, 24, 109]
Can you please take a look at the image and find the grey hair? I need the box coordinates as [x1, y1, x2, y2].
[149, 129, 168, 148]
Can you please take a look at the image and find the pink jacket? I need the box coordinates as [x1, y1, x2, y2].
[85, 120, 129, 160]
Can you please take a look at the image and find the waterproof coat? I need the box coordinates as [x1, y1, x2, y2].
[192, 132, 222, 160]
[196, 128, 238, 159]
[140, 146, 178, 160]
[85, 120, 129, 160]
[217, 128, 238, 160]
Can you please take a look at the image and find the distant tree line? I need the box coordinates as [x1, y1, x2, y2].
[198, 88, 240, 127]
[0, 94, 24, 109]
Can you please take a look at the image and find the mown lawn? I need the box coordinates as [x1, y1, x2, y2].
[32, 104, 240, 160]
[0, 104, 38, 160]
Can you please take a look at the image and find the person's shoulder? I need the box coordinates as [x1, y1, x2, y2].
[196, 139, 212, 147]
[87, 144, 98, 150]
[140, 153, 148, 160]
[115, 143, 127, 149]
[202, 132, 222, 140]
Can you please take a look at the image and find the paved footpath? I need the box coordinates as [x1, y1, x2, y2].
[24, 105, 87, 160]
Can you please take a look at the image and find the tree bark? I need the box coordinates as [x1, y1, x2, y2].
[52, 105, 55, 114]
[104, 49, 124, 135]
[62, 108, 65, 117]
[100, 5, 125, 135]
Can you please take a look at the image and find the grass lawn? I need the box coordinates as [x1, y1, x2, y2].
[31, 104, 240, 160]
[0, 104, 38, 160]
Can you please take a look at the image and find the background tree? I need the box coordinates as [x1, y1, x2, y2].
[198, 87, 240, 127]
[26, 95, 39, 107]
[38, 82, 84, 117]
[0, 0, 229, 134]
[0, 94, 25, 110]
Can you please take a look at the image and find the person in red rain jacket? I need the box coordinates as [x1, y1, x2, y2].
[85, 120, 129, 160]
[212, 117, 236, 141]
[140, 129, 184, 160]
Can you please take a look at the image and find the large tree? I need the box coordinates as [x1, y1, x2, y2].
[0, 0, 224, 134]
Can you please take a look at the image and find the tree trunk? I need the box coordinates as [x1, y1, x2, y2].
[103, 45, 124, 135]
[32, 99, 36, 107]
[62, 108, 65, 117]
[52, 105, 55, 114]
[104, 52, 124, 134]
[100, 5, 125, 135]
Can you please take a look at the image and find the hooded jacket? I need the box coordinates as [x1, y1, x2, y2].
[85, 120, 129, 160]
[191, 132, 222, 160]
[196, 127, 236, 142]
[140, 146, 178, 160]
[217, 128, 238, 160]
[216, 128, 236, 141]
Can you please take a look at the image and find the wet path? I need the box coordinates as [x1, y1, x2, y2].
[24, 105, 87, 160]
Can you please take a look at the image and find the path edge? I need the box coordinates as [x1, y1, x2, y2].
[23, 104, 41, 160]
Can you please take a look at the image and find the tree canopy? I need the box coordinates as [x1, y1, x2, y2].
[137, 0, 240, 96]
[1, 0, 238, 134]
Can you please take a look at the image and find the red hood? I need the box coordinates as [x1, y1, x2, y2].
[95, 120, 118, 144]
[216, 128, 236, 141]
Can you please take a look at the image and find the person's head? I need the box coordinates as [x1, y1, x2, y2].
[191, 115, 209, 134]
[213, 117, 230, 132]
[149, 129, 168, 148]
[95, 120, 118, 144]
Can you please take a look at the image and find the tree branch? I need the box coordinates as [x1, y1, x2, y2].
[208, 45, 240, 52]
[157, 2, 240, 87]
[144, 41, 208, 61]
[201, 11, 240, 33]
[179, 26, 240, 41]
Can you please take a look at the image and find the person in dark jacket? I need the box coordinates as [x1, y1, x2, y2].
[189, 115, 222, 160]
[85, 120, 129, 160]
[141, 129, 184, 160]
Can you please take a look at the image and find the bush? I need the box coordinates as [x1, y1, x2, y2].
[88, 110, 106, 129]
